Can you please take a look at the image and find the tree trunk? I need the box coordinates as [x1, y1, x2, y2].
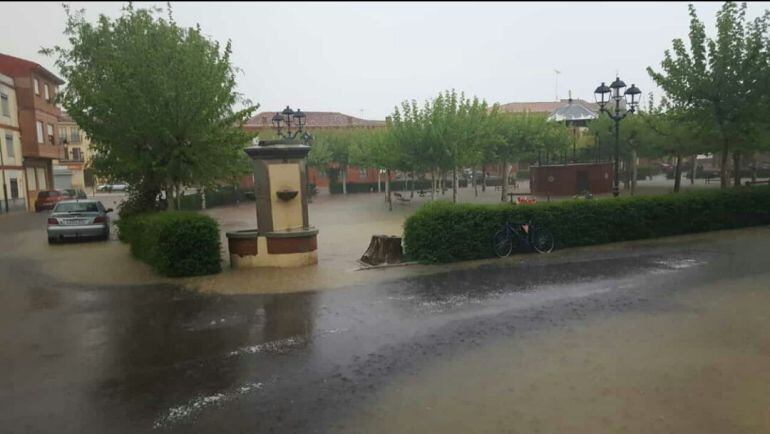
[690, 154, 696, 185]
[200, 186, 206, 210]
[733, 151, 741, 188]
[377, 170, 382, 193]
[430, 170, 435, 201]
[452, 167, 458, 203]
[630, 149, 638, 196]
[622, 159, 630, 190]
[386, 169, 392, 211]
[342, 165, 348, 195]
[751, 153, 757, 183]
[360, 235, 403, 266]
[441, 171, 446, 195]
[720, 143, 729, 188]
[473, 166, 479, 197]
[673, 153, 682, 193]
[410, 171, 415, 198]
[481, 168, 487, 192]
[175, 184, 182, 210]
[500, 160, 508, 202]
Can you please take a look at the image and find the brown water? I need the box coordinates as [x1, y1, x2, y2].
[346, 275, 770, 434]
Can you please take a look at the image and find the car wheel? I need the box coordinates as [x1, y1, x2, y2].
[48, 237, 57, 245]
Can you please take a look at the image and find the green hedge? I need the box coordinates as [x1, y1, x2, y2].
[179, 187, 254, 211]
[116, 212, 221, 277]
[330, 179, 468, 194]
[403, 186, 770, 263]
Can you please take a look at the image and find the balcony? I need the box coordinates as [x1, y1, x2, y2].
[61, 147, 85, 163]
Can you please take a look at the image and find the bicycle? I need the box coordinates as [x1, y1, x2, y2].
[492, 219, 555, 257]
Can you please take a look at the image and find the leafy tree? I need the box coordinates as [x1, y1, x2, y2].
[44, 4, 257, 214]
[648, 2, 770, 188]
[640, 95, 708, 192]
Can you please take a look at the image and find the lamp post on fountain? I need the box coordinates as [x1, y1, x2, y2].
[594, 77, 641, 197]
[270, 106, 312, 144]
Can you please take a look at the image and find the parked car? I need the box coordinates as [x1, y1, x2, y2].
[35, 190, 66, 212]
[46, 199, 112, 244]
[96, 183, 128, 192]
[63, 188, 88, 199]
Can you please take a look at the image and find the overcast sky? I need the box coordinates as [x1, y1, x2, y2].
[1, 2, 768, 119]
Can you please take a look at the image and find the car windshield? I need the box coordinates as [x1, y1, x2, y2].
[54, 202, 100, 213]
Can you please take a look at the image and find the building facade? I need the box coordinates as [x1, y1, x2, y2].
[0, 53, 65, 210]
[0, 73, 26, 212]
[56, 112, 93, 190]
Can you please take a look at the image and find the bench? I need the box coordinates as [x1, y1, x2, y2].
[744, 180, 770, 186]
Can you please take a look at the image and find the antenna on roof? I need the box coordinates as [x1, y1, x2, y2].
[554, 69, 561, 101]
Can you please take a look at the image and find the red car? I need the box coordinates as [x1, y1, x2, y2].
[35, 190, 71, 212]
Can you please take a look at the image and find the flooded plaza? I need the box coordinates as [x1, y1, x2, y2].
[2, 196, 769, 433]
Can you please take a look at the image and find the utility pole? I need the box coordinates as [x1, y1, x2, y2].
[0, 145, 8, 213]
[554, 70, 561, 101]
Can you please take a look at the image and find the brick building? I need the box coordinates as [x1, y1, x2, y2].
[0, 53, 64, 210]
[56, 112, 94, 190]
[243, 111, 386, 189]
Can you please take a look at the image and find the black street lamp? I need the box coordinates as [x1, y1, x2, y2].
[594, 77, 641, 197]
[271, 105, 312, 144]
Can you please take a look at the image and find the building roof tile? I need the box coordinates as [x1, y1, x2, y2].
[246, 111, 385, 128]
[0, 53, 64, 85]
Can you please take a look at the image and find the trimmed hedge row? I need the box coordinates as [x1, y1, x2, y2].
[403, 186, 770, 263]
[330, 179, 468, 194]
[179, 187, 254, 211]
[117, 212, 222, 277]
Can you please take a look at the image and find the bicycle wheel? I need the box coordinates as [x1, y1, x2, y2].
[529, 227, 555, 253]
[492, 229, 513, 258]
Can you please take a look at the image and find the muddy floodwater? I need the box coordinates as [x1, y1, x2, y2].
[2, 192, 770, 433]
[346, 275, 770, 434]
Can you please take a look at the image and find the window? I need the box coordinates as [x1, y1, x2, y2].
[33, 79, 40, 95]
[59, 127, 67, 144]
[359, 167, 368, 178]
[71, 129, 80, 143]
[47, 124, 54, 144]
[72, 148, 82, 161]
[44, 84, 50, 101]
[0, 93, 8, 116]
[10, 178, 18, 199]
[36, 121, 44, 143]
[4, 134, 14, 161]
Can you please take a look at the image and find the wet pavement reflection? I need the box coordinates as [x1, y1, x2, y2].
[1, 216, 769, 433]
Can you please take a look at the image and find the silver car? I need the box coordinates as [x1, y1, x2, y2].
[47, 199, 113, 244]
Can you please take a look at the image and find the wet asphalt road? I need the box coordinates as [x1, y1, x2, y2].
[1, 212, 769, 433]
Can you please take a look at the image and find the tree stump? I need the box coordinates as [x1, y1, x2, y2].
[360, 235, 403, 266]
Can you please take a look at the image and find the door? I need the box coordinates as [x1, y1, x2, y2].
[576, 171, 589, 194]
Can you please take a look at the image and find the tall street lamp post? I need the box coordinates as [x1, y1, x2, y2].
[594, 77, 641, 197]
